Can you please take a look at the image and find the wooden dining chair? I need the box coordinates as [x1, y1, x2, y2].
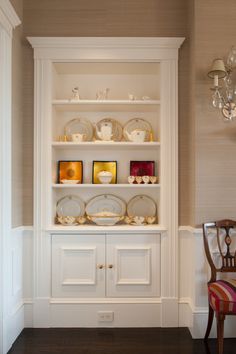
[203, 220, 236, 354]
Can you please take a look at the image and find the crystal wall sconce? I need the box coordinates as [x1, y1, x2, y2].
[208, 47, 236, 122]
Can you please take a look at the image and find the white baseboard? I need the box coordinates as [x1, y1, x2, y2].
[24, 300, 33, 328]
[179, 299, 236, 338]
[6, 301, 24, 352]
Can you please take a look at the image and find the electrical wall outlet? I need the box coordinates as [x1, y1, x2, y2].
[97, 311, 114, 322]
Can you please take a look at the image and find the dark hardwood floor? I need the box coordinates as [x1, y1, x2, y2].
[7, 328, 236, 354]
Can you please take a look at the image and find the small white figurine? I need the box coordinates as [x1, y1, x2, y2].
[96, 88, 110, 100]
[70, 87, 80, 101]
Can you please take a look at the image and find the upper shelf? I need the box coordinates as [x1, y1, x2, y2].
[52, 99, 160, 112]
[52, 142, 160, 150]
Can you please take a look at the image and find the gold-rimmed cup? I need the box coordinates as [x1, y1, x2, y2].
[135, 176, 143, 184]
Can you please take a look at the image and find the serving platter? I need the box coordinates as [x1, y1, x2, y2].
[86, 194, 126, 216]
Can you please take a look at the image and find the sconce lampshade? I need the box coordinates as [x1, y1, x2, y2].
[208, 58, 227, 79]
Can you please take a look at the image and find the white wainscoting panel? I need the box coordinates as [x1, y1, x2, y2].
[6, 227, 25, 351]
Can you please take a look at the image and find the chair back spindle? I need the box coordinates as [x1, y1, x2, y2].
[203, 219, 236, 283]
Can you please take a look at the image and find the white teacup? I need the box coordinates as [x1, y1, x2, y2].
[133, 216, 145, 225]
[146, 216, 156, 224]
[58, 216, 76, 225]
[128, 176, 135, 184]
[71, 133, 85, 142]
[150, 176, 157, 184]
[77, 216, 87, 224]
[124, 216, 132, 224]
[135, 176, 143, 184]
[142, 175, 150, 184]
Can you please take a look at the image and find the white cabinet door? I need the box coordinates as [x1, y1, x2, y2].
[52, 234, 105, 298]
[106, 233, 160, 297]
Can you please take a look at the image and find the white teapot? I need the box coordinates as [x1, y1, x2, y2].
[126, 129, 146, 143]
[97, 122, 113, 141]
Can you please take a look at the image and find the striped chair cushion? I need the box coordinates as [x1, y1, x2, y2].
[208, 279, 236, 314]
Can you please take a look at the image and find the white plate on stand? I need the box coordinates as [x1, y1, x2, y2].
[123, 118, 152, 142]
[64, 118, 94, 141]
[127, 195, 156, 217]
[56, 195, 85, 217]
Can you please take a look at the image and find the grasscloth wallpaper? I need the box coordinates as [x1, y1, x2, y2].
[194, 0, 236, 225]
[11, 0, 23, 227]
[11, 0, 236, 227]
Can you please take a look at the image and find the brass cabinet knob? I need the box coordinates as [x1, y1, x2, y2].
[97, 264, 105, 269]
[108, 264, 114, 269]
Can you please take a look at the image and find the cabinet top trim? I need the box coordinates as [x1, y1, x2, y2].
[28, 37, 184, 60]
[27, 37, 185, 49]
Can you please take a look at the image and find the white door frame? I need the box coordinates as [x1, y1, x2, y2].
[0, 1, 20, 353]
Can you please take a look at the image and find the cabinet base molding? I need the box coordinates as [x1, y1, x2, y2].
[26, 297, 189, 328]
[50, 303, 162, 327]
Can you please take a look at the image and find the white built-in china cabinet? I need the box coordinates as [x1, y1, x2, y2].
[28, 37, 184, 327]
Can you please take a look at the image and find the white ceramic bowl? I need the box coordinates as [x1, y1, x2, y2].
[61, 179, 80, 184]
[87, 212, 123, 226]
[97, 171, 113, 184]
[87, 215, 123, 226]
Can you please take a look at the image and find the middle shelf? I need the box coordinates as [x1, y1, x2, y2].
[52, 183, 160, 189]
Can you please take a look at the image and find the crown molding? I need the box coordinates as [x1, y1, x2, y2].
[27, 37, 185, 61]
[0, 0, 21, 36]
[28, 36, 185, 49]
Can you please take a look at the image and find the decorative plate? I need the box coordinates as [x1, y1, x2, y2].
[95, 118, 123, 142]
[56, 195, 85, 217]
[64, 118, 94, 141]
[127, 195, 156, 217]
[123, 118, 152, 142]
[86, 194, 126, 216]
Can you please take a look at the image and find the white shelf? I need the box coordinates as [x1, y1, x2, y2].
[47, 224, 167, 234]
[52, 183, 160, 188]
[52, 99, 160, 112]
[52, 142, 160, 150]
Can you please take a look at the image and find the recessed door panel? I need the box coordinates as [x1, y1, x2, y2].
[52, 234, 105, 298]
[106, 233, 160, 297]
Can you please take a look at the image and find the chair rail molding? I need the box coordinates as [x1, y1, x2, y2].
[0, 1, 20, 353]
